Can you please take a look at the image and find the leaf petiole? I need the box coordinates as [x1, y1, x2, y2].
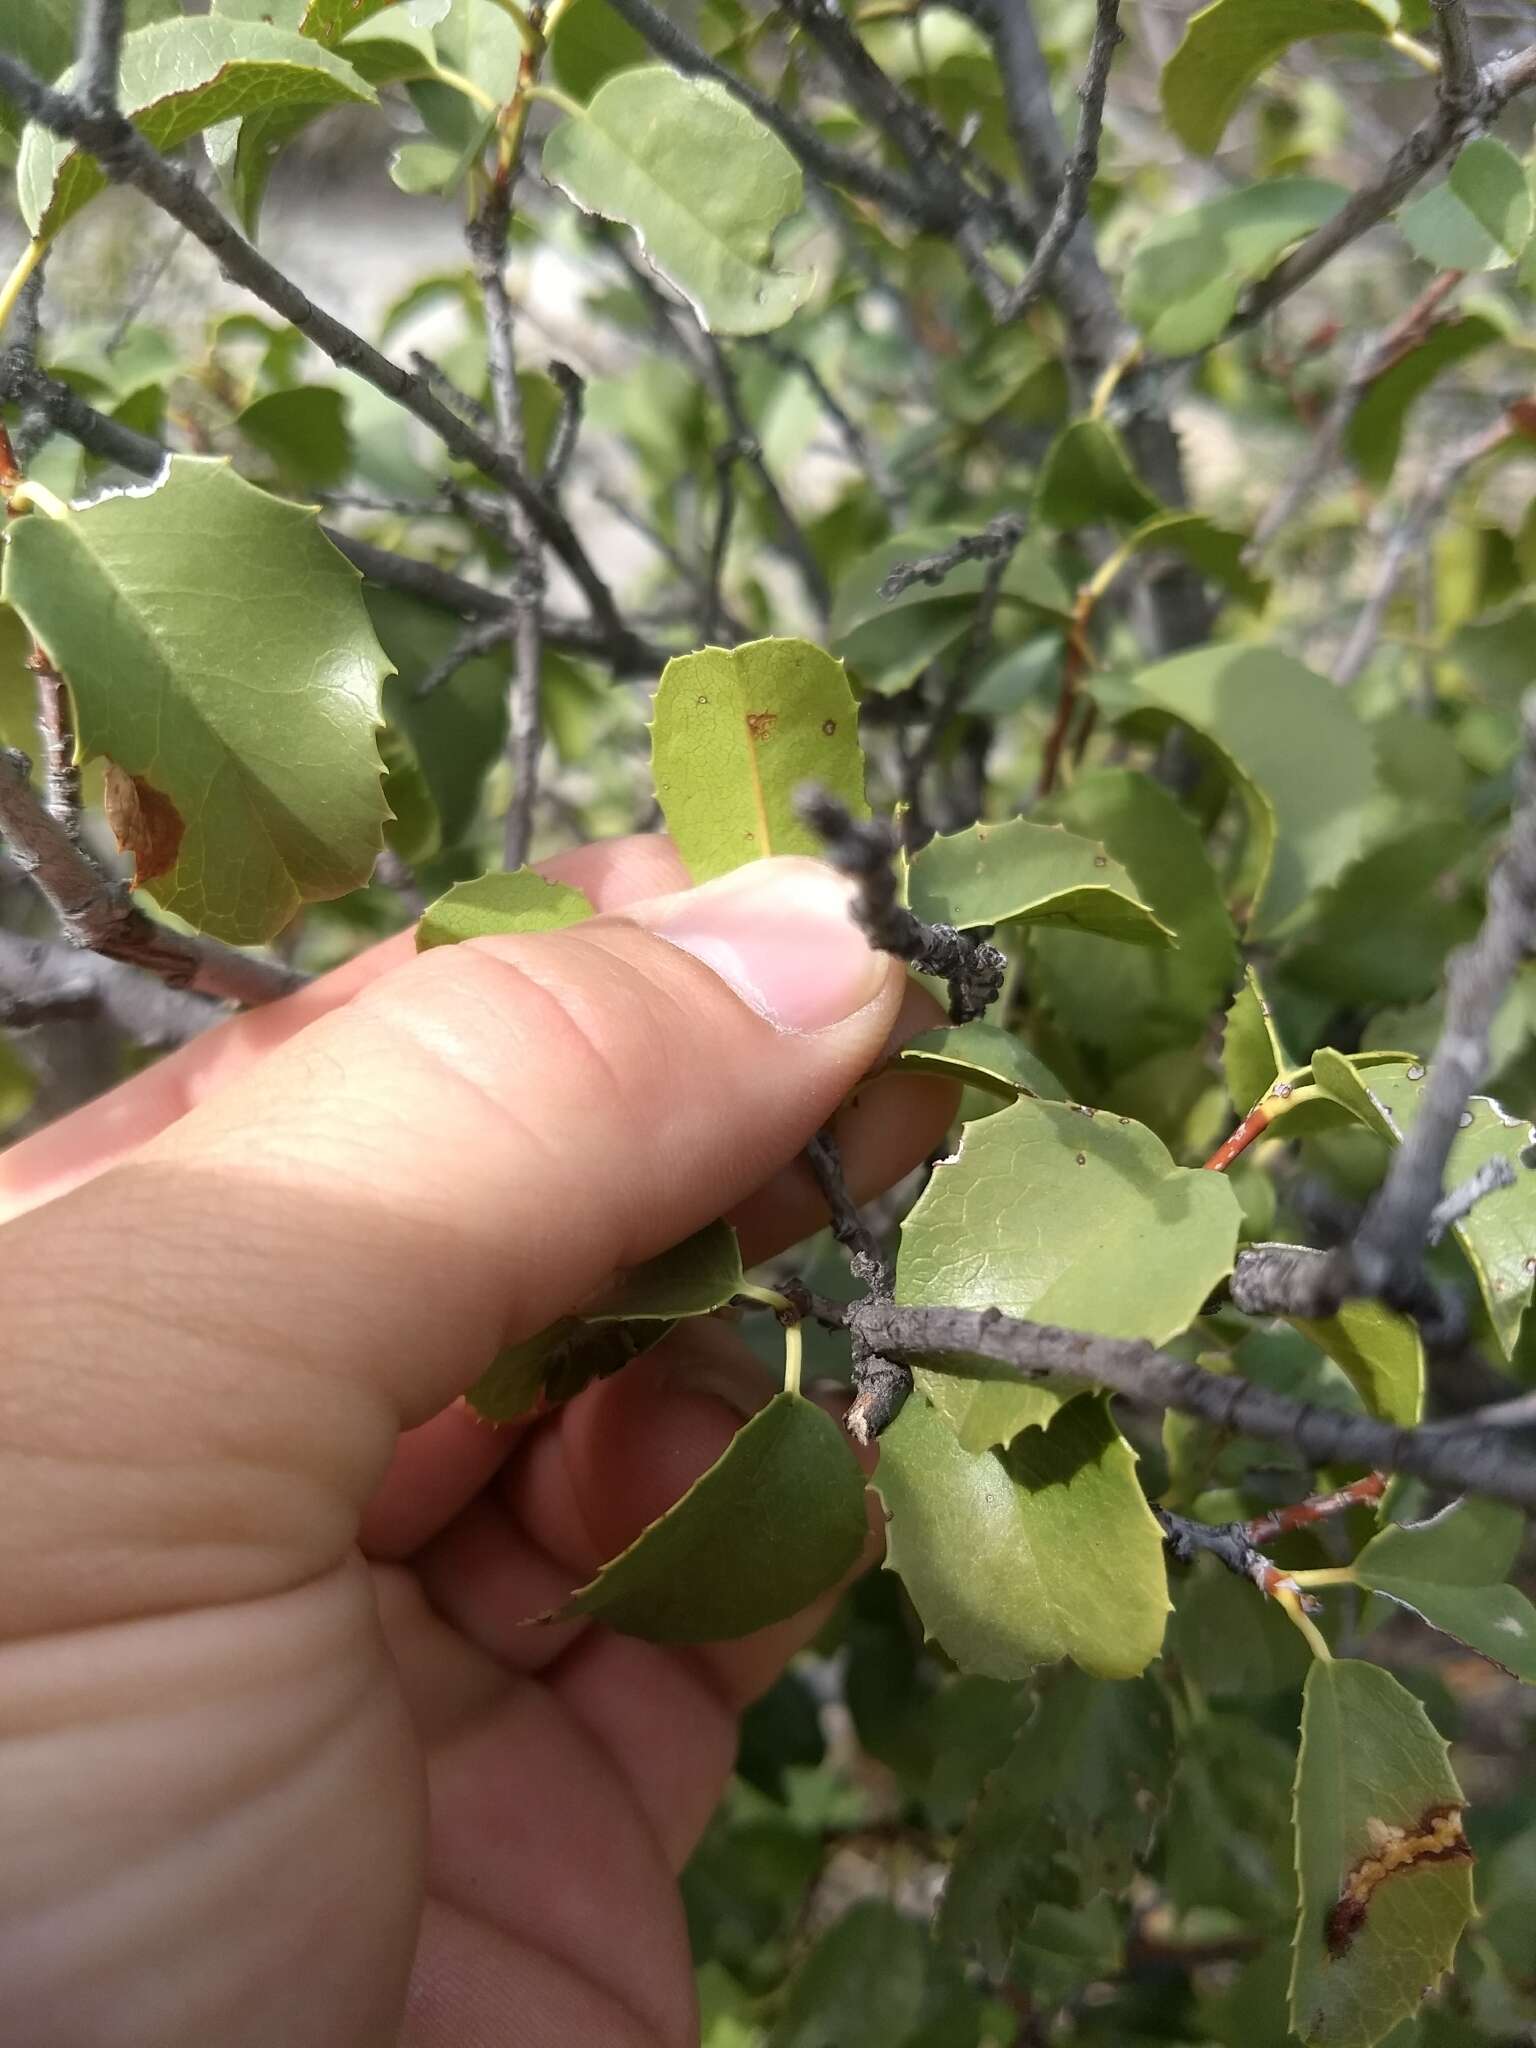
[0, 237, 49, 343]
[782, 1318, 804, 1398]
[1286, 1566, 1359, 1589]
[1276, 1585, 1333, 1659]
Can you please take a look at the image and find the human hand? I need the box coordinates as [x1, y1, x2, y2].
[0, 837, 954, 2048]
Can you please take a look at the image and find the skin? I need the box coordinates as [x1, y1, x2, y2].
[0, 837, 955, 2048]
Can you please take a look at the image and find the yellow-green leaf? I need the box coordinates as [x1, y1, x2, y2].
[542, 66, 812, 335]
[651, 637, 866, 882]
[1290, 1659, 1473, 2048]
[873, 1392, 1171, 1680]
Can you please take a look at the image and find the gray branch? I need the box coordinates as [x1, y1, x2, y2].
[1333, 415, 1511, 686]
[1238, 45, 1536, 328]
[847, 1300, 1536, 1509]
[1431, 0, 1480, 116]
[0, 749, 303, 1008]
[0, 927, 217, 1046]
[994, 0, 1122, 323]
[75, 0, 126, 115]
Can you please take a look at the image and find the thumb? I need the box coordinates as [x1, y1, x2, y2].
[0, 858, 902, 1637]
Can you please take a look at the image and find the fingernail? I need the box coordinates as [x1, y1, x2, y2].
[632, 856, 889, 1033]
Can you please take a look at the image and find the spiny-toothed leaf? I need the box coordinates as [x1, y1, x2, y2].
[1162, 0, 1396, 157]
[906, 816, 1175, 948]
[541, 66, 812, 335]
[17, 15, 375, 237]
[550, 1391, 868, 1641]
[651, 637, 866, 882]
[1121, 644, 1382, 934]
[1290, 1659, 1473, 2048]
[894, 1022, 1067, 1101]
[416, 870, 594, 949]
[2, 456, 390, 945]
[872, 1392, 1171, 1680]
[1354, 1498, 1536, 1681]
[1031, 770, 1241, 1074]
[1124, 178, 1349, 352]
[939, 1669, 1175, 1971]
[1223, 966, 1293, 1113]
[895, 1095, 1240, 1448]
[1311, 1050, 1536, 1356]
[1398, 138, 1534, 273]
[377, 724, 441, 868]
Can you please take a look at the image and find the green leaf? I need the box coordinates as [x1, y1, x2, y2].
[907, 816, 1175, 947]
[541, 66, 812, 335]
[939, 1670, 1174, 1970]
[1354, 1498, 1536, 1680]
[590, 1220, 747, 1321]
[1123, 644, 1382, 934]
[1310, 1050, 1536, 1356]
[1345, 317, 1503, 488]
[1162, 0, 1396, 156]
[467, 1220, 744, 1421]
[1281, 825, 1479, 1009]
[767, 1901, 938, 2048]
[895, 1094, 1240, 1449]
[1447, 596, 1536, 703]
[1276, 1258, 1425, 1425]
[1290, 1659, 1473, 2048]
[467, 1316, 674, 1424]
[894, 1021, 1067, 1101]
[1031, 770, 1241, 1072]
[466, 1219, 746, 1421]
[416, 869, 593, 949]
[234, 385, 354, 490]
[650, 637, 866, 883]
[1035, 419, 1160, 530]
[377, 723, 441, 867]
[370, 588, 507, 848]
[552, 1390, 868, 1641]
[1223, 966, 1292, 1112]
[1125, 178, 1348, 353]
[2, 456, 391, 945]
[17, 15, 375, 237]
[1116, 511, 1271, 609]
[1398, 138, 1534, 272]
[872, 1392, 1171, 1679]
[548, 0, 649, 98]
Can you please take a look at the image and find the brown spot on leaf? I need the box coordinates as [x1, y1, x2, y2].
[746, 711, 777, 741]
[821, 719, 837, 736]
[1325, 1805, 1471, 1958]
[103, 762, 184, 886]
